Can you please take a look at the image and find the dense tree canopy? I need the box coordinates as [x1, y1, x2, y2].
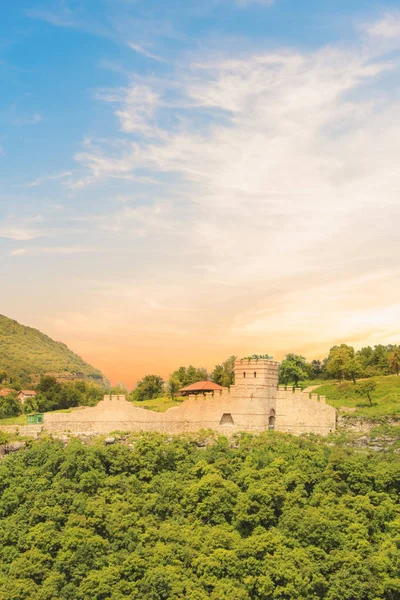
[130, 375, 165, 402]
[0, 433, 398, 600]
[279, 354, 309, 386]
[211, 356, 236, 388]
[27, 377, 104, 414]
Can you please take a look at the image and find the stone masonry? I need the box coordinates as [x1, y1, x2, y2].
[43, 359, 336, 436]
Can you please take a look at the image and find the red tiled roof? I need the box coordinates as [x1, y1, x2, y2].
[0, 388, 12, 396]
[179, 381, 224, 393]
[18, 390, 37, 395]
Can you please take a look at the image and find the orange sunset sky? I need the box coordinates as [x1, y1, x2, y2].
[2, 3, 400, 388]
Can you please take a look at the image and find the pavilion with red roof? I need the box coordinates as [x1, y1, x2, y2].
[178, 381, 223, 396]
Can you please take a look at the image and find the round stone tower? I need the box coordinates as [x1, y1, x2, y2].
[233, 358, 279, 429]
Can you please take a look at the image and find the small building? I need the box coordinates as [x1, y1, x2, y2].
[27, 414, 44, 425]
[179, 381, 224, 396]
[0, 388, 13, 397]
[17, 390, 37, 404]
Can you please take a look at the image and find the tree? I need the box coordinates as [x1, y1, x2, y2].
[0, 393, 21, 418]
[167, 376, 181, 399]
[343, 357, 364, 384]
[110, 383, 128, 395]
[355, 380, 377, 406]
[242, 353, 273, 360]
[372, 345, 389, 373]
[211, 356, 236, 388]
[325, 344, 355, 380]
[356, 346, 374, 369]
[130, 375, 164, 402]
[308, 359, 323, 379]
[169, 365, 208, 390]
[388, 347, 400, 376]
[279, 354, 308, 386]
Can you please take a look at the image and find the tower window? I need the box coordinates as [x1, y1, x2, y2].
[243, 372, 246, 378]
[254, 372, 257, 378]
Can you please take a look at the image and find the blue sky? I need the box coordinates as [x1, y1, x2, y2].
[2, 1, 400, 385]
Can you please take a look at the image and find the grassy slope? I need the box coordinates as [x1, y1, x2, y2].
[0, 314, 106, 385]
[0, 414, 27, 425]
[132, 396, 185, 412]
[313, 375, 400, 418]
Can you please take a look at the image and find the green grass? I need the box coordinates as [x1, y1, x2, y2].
[313, 375, 400, 418]
[298, 379, 328, 389]
[132, 396, 186, 412]
[0, 414, 27, 426]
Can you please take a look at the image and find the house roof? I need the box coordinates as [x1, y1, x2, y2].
[18, 390, 37, 395]
[0, 388, 13, 396]
[179, 381, 224, 393]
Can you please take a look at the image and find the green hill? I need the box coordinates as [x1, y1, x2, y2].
[314, 375, 400, 418]
[0, 314, 107, 387]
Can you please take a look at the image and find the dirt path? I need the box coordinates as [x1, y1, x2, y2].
[302, 385, 323, 393]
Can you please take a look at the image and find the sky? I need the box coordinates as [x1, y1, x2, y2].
[1, 0, 400, 387]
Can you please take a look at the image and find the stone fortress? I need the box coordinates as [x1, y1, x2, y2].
[44, 359, 336, 436]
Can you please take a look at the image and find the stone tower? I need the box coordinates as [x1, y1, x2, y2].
[233, 358, 279, 429]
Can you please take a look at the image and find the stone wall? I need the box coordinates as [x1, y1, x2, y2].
[275, 386, 336, 435]
[0, 424, 42, 438]
[43, 359, 337, 436]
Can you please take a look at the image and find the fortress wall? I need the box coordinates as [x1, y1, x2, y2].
[275, 388, 336, 435]
[0, 424, 42, 437]
[44, 392, 271, 435]
[42, 360, 336, 436]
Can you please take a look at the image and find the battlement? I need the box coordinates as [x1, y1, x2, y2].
[104, 394, 127, 402]
[235, 358, 279, 387]
[277, 386, 326, 404]
[236, 358, 280, 367]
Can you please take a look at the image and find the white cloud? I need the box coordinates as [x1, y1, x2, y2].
[128, 42, 168, 63]
[0, 216, 45, 241]
[9, 14, 400, 374]
[14, 112, 42, 126]
[26, 171, 72, 187]
[10, 246, 99, 256]
[65, 25, 400, 355]
[365, 12, 400, 39]
[235, 0, 274, 6]
[26, 8, 77, 28]
[10, 248, 28, 256]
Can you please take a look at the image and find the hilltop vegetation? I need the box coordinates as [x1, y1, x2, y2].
[0, 315, 106, 387]
[313, 375, 400, 418]
[0, 433, 399, 600]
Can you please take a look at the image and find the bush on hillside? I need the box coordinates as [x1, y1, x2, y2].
[0, 434, 399, 599]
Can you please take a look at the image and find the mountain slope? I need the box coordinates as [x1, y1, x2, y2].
[0, 314, 106, 386]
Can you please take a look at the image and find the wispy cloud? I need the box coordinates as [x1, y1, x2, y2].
[364, 11, 400, 39]
[128, 42, 168, 63]
[26, 171, 72, 187]
[10, 246, 100, 256]
[63, 19, 400, 362]
[14, 112, 42, 126]
[235, 0, 275, 6]
[25, 4, 113, 39]
[6, 10, 400, 384]
[0, 216, 45, 241]
[25, 8, 76, 28]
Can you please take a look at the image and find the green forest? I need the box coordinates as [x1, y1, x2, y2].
[0, 433, 399, 600]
